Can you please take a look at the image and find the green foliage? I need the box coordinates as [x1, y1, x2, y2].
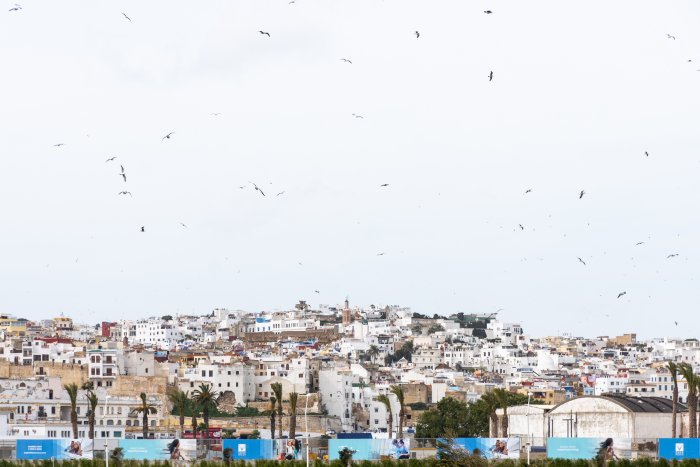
[385, 340, 414, 365]
[428, 324, 445, 334]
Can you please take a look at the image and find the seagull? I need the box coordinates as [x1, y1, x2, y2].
[380, 184, 389, 187]
[121, 12, 131, 22]
[9, 3, 21, 11]
[617, 291, 626, 299]
[667, 34, 676, 40]
[180, 222, 188, 228]
[140, 226, 145, 232]
[118, 191, 132, 197]
[484, 10, 493, 14]
[635, 242, 645, 246]
[249, 181, 265, 196]
[105, 156, 117, 163]
[161, 132, 175, 142]
[276, 191, 285, 196]
[518, 224, 524, 230]
[120, 173, 127, 183]
[415, 31, 420, 38]
[579, 190, 585, 199]
[667, 253, 679, 258]
[525, 189, 532, 194]
[340, 58, 352, 64]
[377, 252, 385, 256]
[578, 257, 586, 265]
[120, 165, 125, 173]
[352, 114, 364, 119]
[488, 71, 494, 81]
[211, 112, 221, 116]
[258, 31, 271, 37]
[644, 151, 649, 157]
[675, 321, 678, 326]
[314, 290, 320, 294]
[53, 143, 65, 147]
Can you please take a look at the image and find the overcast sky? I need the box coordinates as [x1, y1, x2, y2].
[1, 0, 699, 338]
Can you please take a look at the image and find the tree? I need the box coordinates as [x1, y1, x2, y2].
[87, 390, 98, 439]
[479, 392, 499, 437]
[367, 345, 380, 364]
[133, 392, 158, 439]
[389, 385, 406, 437]
[271, 382, 284, 439]
[416, 398, 471, 438]
[493, 389, 510, 437]
[667, 361, 679, 438]
[428, 324, 445, 334]
[191, 403, 200, 438]
[678, 363, 699, 437]
[161, 315, 173, 321]
[288, 392, 299, 440]
[376, 394, 393, 438]
[192, 383, 219, 439]
[168, 388, 190, 436]
[269, 397, 276, 439]
[411, 324, 422, 335]
[64, 383, 79, 439]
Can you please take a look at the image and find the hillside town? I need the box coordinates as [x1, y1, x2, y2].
[1, 300, 698, 446]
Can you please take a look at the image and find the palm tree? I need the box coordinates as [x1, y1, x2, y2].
[667, 361, 679, 438]
[288, 392, 299, 440]
[367, 345, 380, 364]
[678, 363, 699, 437]
[87, 391, 98, 439]
[271, 382, 284, 438]
[493, 388, 510, 437]
[376, 394, 393, 438]
[191, 403, 200, 438]
[168, 388, 190, 436]
[132, 392, 158, 439]
[480, 391, 500, 437]
[64, 383, 79, 438]
[269, 397, 276, 439]
[192, 384, 219, 439]
[389, 385, 405, 437]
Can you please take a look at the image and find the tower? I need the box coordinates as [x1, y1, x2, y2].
[342, 297, 352, 326]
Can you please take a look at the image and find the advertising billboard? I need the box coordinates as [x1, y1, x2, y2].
[329, 438, 411, 460]
[547, 438, 633, 460]
[222, 439, 304, 461]
[452, 438, 521, 459]
[16, 439, 94, 460]
[658, 439, 700, 460]
[119, 439, 197, 461]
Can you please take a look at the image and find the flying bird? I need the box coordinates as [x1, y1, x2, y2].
[518, 224, 524, 230]
[667, 34, 676, 40]
[644, 151, 649, 157]
[667, 253, 679, 258]
[314, 290, 320, 294]
[118, 191, 132, 196]
[635, 242, 645, 246]
[352, 114, 364, 119]
[211, 112, 221, 116]
[140, 226, 145, 232]
[579, 190, 585, 199]
[524, 189, 532, 194]
[380, 184, 389, 187]
[276, 191, 285, 196]
[121, 12, 131, 22]
[258, 31, 270, 37]
[180, 222, 188, 228]
[484, 10, 493, 14]
[415, 31, 420, 38]
[249, 181, 265, 196]
[376, 252, 385, 256]
[105, 157, 117, 163]
[9, 4, 21, 11]
[488, 71, 494, 81]
[53, 143, 65, 147]
[340, 58, 352, 64]
[617, 292, 626, 299]
[120, 165, 125, 173]
[161, 132, 175, 142]
[578, 257, 586, 265]
[675, 321, 678, 326]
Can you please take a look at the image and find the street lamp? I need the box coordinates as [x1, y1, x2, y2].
[104, 395, 110, 467]
[526, 392, 532, 466]
[304, 395, 310, 467]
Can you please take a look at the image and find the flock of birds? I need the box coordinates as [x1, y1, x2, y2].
[6, 3, 697, 321]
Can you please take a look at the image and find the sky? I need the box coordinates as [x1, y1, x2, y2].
[1, 0, 699, 338]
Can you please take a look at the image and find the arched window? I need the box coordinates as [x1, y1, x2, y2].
[126, 420, 132, 426]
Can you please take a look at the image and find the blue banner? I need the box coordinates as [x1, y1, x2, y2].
[547, 438, 633, 460]
[16, 439, 93, 460]
[119, 439, 196, 460]
[659, 439, 700, 460]
[453, 438, 520, 459]
[222, 440, 273, 460]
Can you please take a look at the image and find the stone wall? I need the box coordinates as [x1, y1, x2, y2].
[0, 360, 88, 387]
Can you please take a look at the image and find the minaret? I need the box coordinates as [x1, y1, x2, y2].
[342, 297, 352, 326]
